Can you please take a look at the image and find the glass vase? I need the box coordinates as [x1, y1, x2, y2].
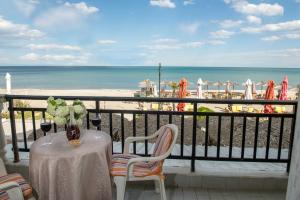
[66, 106, 80, 142]
[66, 124, 80, 141]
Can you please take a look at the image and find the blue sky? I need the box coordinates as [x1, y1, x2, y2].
[0, 0, 300, 67]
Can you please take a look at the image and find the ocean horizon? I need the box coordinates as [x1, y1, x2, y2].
[0, 66, 300, 90]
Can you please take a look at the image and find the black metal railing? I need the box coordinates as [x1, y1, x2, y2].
[4, 94, 298, 172]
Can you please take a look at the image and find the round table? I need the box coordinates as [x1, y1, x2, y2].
[29, 130, 112, 200]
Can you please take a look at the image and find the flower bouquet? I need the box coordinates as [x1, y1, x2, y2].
[47, 97, 87, 145]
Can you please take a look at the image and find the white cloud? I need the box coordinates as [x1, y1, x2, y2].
[210, 29, 235, 39]
[207, 40, 226, 45]
[20, 53, 87, 63]
[150, 0, 176, 8]
[261, 33, 300, 42]
[64, 2, 99, 15]
[20, 53, 40, 61]
[179, 22, 200, 34]
[27, 44, 81, 51]
[0, 16, 44, 39]
[34, 2, 99, 30]
[261, 35, 281, 42]
[286, 33, 300, 39]
[183, 0, 195, 6]
[224, 0, 284, 16]
[241, 20, 300, 34]
[247, 15, 262, 25]
[13, 0, 39, 17]
[97, 40, 118, 45]
[140, 38, 203, 50]
[185, 42, 203, 48]
[219, 20, 243, 28]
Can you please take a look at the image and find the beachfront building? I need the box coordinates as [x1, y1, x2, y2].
[0, 93, 299, 199]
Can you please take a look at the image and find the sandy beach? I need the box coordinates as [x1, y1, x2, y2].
[1, 88, 298, 110]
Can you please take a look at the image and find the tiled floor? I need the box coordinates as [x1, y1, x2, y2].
[113, 186, 286, 200]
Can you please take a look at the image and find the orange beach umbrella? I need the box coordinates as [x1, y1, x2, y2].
[177, 78, 188, 112]
[279, 76, 288, 101]
[264, 80, 275, 113]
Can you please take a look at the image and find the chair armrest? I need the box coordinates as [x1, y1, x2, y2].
[126, 155, 165, 178]
[0, 181, 25, 200]
[124, 134, 159, 154]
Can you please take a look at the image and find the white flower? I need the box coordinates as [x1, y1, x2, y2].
[76, 119, 83, 126]
[55, 98, 65, 106]
[54, 116, 66, 126]
[74, 105, 84, 114]
[55, 106, 69, 117]
[47, 104, 56, 116]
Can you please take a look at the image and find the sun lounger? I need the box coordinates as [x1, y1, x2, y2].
[275, 106, 286, 113]
[231, 105, 238, 112]
[151, 103, 159, 110]
[231, 105, 243, 112]
[248, 107, 254, 112]
[237, 105, 243, 112]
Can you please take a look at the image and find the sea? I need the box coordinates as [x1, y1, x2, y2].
[0, 66, 299, 90]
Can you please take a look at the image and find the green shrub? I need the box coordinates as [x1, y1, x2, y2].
[197, 106, 214, 121]
[1, 111, 9, 119]
[14, 100, 30, 108]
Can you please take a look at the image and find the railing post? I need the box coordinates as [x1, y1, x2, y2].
[0, 95, 7, 162]
[8, 98, 19, 162]
[191, 102, 197, 172]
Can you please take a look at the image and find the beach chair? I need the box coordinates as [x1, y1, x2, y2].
[162, 104, 172, 111]
[275, 106, 286, 113]
[0, 159, 35, 200]
[248, 107, 254, 113]
[151, 103, 159, 110]
[231, 105, 243, 112]
[111, 124, 178, 200]
[231, 105, 237, 112]
[237, 105, 243, 112]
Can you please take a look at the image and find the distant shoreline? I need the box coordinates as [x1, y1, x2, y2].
[1, 65, 300, 69]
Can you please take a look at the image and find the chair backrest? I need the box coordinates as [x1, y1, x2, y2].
[152, 124, 178, 158]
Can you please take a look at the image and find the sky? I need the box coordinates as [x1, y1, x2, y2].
[0, 0, 300, 67]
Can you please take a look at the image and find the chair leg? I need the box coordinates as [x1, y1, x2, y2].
[159, 178, 167, 200]
[154, 180, 160, 193]
[114, 176, 126, 200]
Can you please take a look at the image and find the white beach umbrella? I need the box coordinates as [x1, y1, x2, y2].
[197, 78, 204, 99]
[256, 81, 266, 94]
[232, 81, 239, 92]
[5, 73, 11, 94]
[252, 81, 257, 94]
[153, 85, 158, 97]
[213, 81, 223, 94]
[138, 79, 154, 89]
[244, 79, 253, 100]
[225, 81, 232, 94]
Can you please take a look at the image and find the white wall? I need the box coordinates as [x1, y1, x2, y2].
[286, 99, 300, 200]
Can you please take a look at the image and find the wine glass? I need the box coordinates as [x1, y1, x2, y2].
[90, 113, 101, 130]
[40, 118, 52, 135]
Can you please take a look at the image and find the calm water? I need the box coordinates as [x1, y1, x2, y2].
[0, 66, 299, 90]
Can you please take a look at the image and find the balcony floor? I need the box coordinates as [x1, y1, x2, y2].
[114, 186, 286, 200]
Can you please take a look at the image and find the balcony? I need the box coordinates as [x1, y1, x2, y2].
[0, 94, 298, 199]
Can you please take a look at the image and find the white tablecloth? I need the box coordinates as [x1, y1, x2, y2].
[29, 130, 112, 200]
